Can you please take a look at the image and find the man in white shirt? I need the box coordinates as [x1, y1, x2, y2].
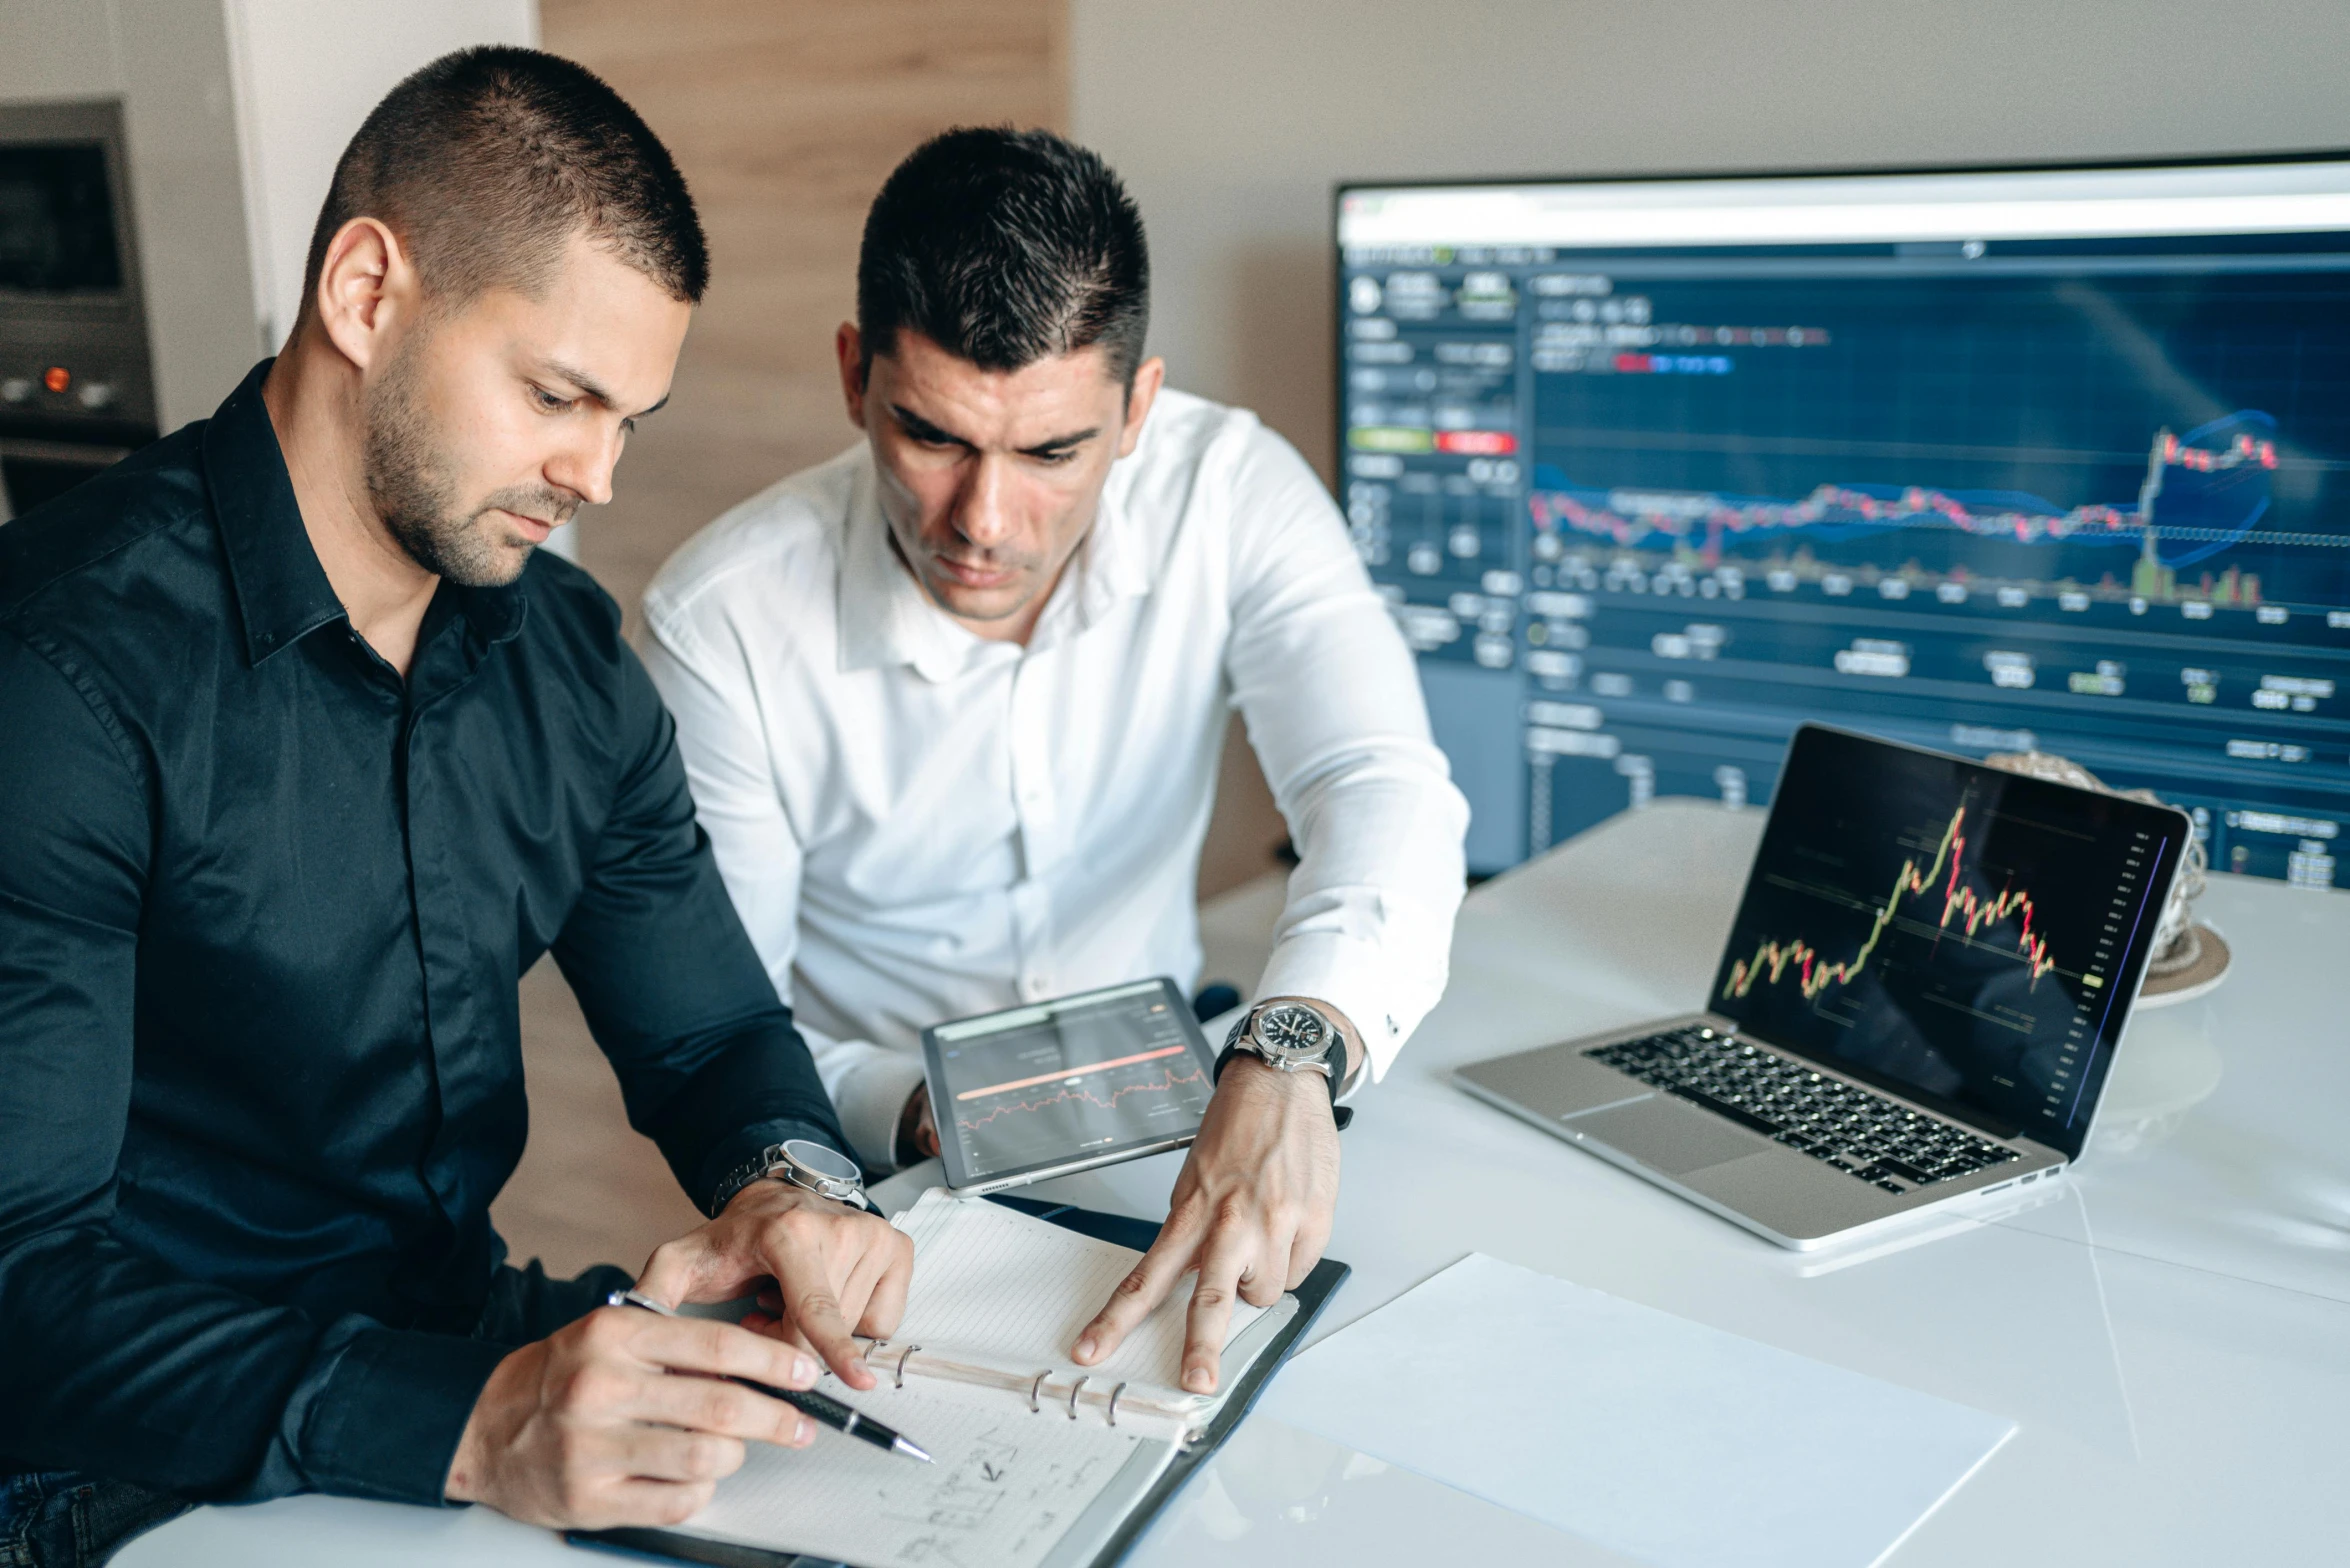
[643, 129, 1466, 1394]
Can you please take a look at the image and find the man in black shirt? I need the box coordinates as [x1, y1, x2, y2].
[0, 49, 910, 1563]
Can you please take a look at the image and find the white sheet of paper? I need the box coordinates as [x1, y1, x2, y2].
[1259, 1253, 2014, 1568]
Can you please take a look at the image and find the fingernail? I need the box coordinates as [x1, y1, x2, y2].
[1075, 1337, 1096, 1362]
[1186, 1369, 1212, 1392]
[794, 1354, 817, 1384]
[797, 1417, 814, 1444]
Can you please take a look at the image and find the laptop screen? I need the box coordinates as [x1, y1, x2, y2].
[1711, 726, 2189, 1159]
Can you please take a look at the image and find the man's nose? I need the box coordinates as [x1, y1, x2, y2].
[546, 423, 622, 509]
[954, 454, 1019, 548]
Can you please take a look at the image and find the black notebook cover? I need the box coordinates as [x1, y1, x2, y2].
[569, 1194, 1350, 1568]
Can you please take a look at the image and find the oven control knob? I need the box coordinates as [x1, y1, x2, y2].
[77, 381, 117, 410]
[0, 377, 31, 404]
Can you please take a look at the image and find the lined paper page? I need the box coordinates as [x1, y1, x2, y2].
[684, 1374, 1168, 1568]
[893, 1191, 1266, 1388]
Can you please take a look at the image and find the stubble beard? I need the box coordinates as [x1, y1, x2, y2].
[361, 338, 575, 589]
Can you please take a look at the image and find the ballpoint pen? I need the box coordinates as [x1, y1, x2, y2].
[607, 1288, 933, 1463]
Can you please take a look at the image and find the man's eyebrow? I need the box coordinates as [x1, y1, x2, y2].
[1019, 426, 1101, 456]
[891, 403, 1101, 456]
[541, 360, 668, 420]
[890, 404, 971, 447]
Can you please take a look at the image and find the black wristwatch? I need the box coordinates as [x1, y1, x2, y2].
[1214, 998, 1356, 1130]
[706, 1137, 876, 1220]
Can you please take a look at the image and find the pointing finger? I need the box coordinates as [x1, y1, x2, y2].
[1073, 1205, 1205, 1366]
[1180, 1231, 1252, 1395]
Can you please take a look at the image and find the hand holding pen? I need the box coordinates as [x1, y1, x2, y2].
[610, 1289, 932, 1462]
[447, 1287, 840, 1528]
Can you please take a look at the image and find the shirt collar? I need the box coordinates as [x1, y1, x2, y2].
[205, 360, 346, 667]
[204, 359, 528, 666]
[836, 457, 974, 682]
[835, 445, 1154, 681]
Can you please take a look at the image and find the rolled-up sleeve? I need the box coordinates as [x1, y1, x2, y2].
[1220, 427, 1471, 1085]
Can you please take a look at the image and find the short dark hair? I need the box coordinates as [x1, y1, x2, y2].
[857, 127, 1149, 383]
[300, 46, 707, 317]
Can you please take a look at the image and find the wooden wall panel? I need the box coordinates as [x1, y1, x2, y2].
[541, 0, 1069, 637]
[496, 1, 1070, 1275]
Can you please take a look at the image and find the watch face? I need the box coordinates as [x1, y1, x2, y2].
[1256, 1003, 1332, 1063]
[782, 1137, 860, 1186]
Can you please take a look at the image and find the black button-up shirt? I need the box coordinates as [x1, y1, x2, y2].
[0, 364, 846, 1506]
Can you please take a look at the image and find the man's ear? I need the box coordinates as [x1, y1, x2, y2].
[313, 217, 418, 375]
[1117, 356, 1166, 459]
[836, 322, 870, 430]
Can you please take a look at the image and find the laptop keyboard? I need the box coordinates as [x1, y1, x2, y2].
[1586, 1025, 2022, 1195]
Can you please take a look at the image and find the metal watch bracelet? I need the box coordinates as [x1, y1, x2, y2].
[706, 1139, 872, 1218]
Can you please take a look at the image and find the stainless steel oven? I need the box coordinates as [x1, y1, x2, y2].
[0, 98, 157, 522]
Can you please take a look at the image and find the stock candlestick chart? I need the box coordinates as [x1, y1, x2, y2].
[1721, 802, 2057, 1006]
[1713, 730, 2169, 1136]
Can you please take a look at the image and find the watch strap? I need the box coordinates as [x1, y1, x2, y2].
[1213, 1041, 1354, 1131]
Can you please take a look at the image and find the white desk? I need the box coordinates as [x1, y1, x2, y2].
[125, 799, 2350, 1566]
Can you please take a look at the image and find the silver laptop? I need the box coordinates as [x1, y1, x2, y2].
[1458, 724, 2191, 1250]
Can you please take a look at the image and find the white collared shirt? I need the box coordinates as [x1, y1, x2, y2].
[642, 389, 1468, 1167]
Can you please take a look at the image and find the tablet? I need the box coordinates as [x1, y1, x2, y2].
[921, 977, 1220, 1194]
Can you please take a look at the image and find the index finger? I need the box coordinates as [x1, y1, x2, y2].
[1073, 1207, 1204, 1367]
[623, 1310, 820, 1393]
[1179, 1232, 1251, 1395]
[765, 1234, 876, 1390]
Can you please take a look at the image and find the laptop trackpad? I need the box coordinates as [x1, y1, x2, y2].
[1565, 1094, 1778, 1176]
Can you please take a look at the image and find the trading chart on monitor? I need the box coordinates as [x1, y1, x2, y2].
[1336, 160, 2350, 885]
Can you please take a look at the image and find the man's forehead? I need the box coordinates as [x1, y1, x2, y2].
[465, 240, 688, 412]
[878, 333, 1123, 444]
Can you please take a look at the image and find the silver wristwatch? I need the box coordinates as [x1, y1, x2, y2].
[1222, 998, 1345, 1080]
[1218, 999, 1355, 1127]
[707, 1137, 873, 1219]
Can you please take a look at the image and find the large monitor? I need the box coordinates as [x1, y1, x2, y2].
[1337, 158, 2350, 885]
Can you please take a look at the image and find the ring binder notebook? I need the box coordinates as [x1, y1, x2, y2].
[570, 1190, 1348, 1568]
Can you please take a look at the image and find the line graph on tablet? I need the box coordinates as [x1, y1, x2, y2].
[954, 1052, 1210, 1135]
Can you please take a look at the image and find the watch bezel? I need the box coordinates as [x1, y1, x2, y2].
[772, 1137, 865, 1202]
[1230, 999, 1339, 1075]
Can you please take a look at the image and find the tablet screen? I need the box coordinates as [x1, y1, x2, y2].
[926, 978, 1218, 1189]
